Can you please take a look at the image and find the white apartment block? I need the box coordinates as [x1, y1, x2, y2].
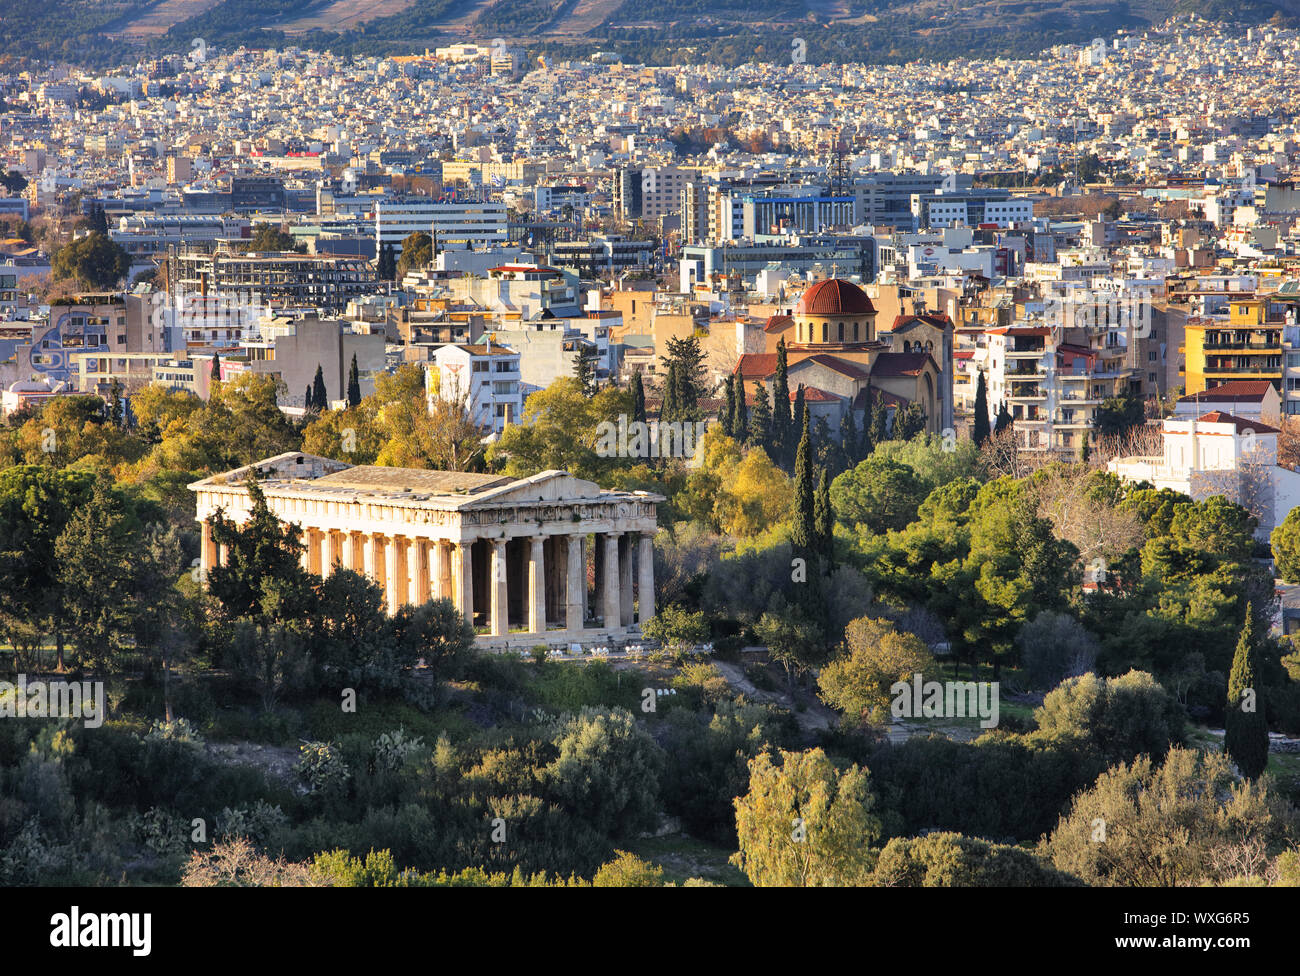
[427, 341, 523, 435]
[376, 199, 509, 252]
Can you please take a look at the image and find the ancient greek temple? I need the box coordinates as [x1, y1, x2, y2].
[189, 452, 661, 650]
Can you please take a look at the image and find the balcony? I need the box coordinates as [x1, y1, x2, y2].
[1203, 341, 1280, 351]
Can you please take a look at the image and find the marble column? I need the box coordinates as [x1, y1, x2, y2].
[620, 533, 634, 627]
[491, 539, 508, 637]
[200, 519, 215, 574]
[429, 541, 445, 601]
[363, 533, 377, 579]
[566, 533, 584, 632]
[385, 537, 400, 614]
[529, 536, 546, 634]
[407, 538, 423, 606]
[455, 542, 474, 626]
[320, 529, 336, 580]
[602, 532, 621, 630]
[440, 542, 454, 601]
[638, 531, 656, 624]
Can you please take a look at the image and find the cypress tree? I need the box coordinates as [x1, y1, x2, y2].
[792, 383, 807, 456]
[995, 400, 1013, 433]
[749, 383, 771, 447]
[973, 371, 991, 446]
[660, 362, 680, 424]
[772, 338, 792, 459]
[210, 352, 222, 383]
[734, 377, 749, 443]
[347, 353, 361, 407]
[631, 370, 647, 425]
[1225, 606, 1269, 780]
[312, 364, 327, 410]
[305, 385, 314, 411]
[720, 374, 735, 436]
[1079, 433, 1091, 465]
[839, 404, 859, 469]
[814, 467, 834, 567]
[791, 410, 815, 554]
[869, 391, 889, 446]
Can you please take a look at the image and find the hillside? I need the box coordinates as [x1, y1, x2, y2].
[1, 0, 1297, 67]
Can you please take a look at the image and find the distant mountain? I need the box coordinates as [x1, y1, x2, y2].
[1, 0, 1298, 68]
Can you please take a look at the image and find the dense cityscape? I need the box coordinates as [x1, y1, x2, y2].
[1, 6, 1299, 930]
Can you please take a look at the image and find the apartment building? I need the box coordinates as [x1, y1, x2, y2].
[375, 198, 509, 252]
[427, 342, 523, 435]
[1179, 296, 1285, 396]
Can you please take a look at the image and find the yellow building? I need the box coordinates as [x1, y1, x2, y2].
[1179, 298, 1282, 396]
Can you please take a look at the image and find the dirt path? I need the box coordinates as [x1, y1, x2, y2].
[711, 660, 837, 733]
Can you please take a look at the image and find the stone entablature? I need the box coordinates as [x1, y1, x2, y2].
[189, 452, 662, 649]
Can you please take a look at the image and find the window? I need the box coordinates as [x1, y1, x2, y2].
[821, 322, 828, 343]
[837, 322, 844, 342]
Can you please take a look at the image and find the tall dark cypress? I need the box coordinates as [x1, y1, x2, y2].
[312, 364, 327, 410]
[210, 352, 222, 383]
[720, 374, 735, 436]
[791, 410, 815, 554]
[347, 353, 361, 407]
[734, 377, 749, 443]
[973, 371, 991, 446]
[995, 400, 1013, 433]
[839, 405, 858, 470]
[869, 391, 889, 445]
[814, 467, 834, 567]
[1225, 605, 1269, 780]
[305, 385, 314, 411]
[792, 383, 807, 458]
[660, 362, 679, 424]
[771, 338, 791, 460]
[631, 370, 647, 425]
[749, 383, 771, 448]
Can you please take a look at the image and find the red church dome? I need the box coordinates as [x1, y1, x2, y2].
[796, 278, 875, 317]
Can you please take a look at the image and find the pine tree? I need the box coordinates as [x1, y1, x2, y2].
[661, 334, 705, 422]
[631, 370, 647, 425]
[749, 383, 771, 447]
[771, 338, 792, 460]
[720, 374, 735, 436]
[210, 352, 222, 383]
[814, 467, 834, 567]
[312, 364, 327, 410]
[1225, 606, 1269, 780]
[346, 353, 361, 407]
[973, 371, 991, 446]
[791, 410, 815, 555]
[733, 377, 749, 443]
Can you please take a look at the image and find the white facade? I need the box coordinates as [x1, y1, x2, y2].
[375, 199, 509, 252]
[1109, 413, 1300, 539]
[427, 342, 523, 435]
